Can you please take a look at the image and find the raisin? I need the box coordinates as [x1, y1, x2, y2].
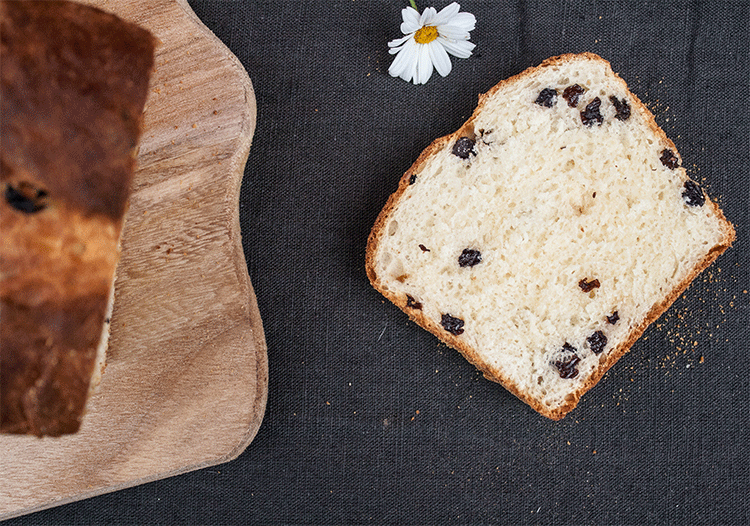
[554, 343, 580, 379]
[409, 174, 417, 185]
[406, 295, 423, 310]
[610, 96, 631, 121]
[418, 244, 430, 252]
[452, 137, 476, 159]
[682, 180, 705, 207]
[562, 84, 585, 107]
[606, 311, 620, 325]
[535, 88, 557, 108]
[580, 97, 603, 127]
[441, 313, 464, 335]
[4, 182, 48, 214]
[578, 278, 601, 292]
[458, 248, 482, 267]
[660, 149, 679, 169]
[587, 330, 608, 354]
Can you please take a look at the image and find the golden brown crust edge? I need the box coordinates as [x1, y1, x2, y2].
[365, 53, 735, 421]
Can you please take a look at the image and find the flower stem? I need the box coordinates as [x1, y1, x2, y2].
[409, 0, 418, 12]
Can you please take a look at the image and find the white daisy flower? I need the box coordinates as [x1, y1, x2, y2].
[388, 2, 476, 85]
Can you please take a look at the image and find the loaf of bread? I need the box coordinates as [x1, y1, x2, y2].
[0, 1, 155, 436]
[366, 53, 735, 420]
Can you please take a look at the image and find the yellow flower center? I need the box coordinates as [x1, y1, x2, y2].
[414, 25, 438, 44]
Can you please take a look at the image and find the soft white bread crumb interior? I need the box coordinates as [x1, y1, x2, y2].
[89, 225, 127, 397]
[367, 54, 734, 419]
[89, 276, 115, 393]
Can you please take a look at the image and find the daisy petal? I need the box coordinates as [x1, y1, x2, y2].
[400, 7, 420, 34]
[437, 27, 471, 41]
[428, 40, 452, 77]
[443, 12, 476, 32]
[420, 6, 437, 26]
[401, 22, 419, 34]
[438, 37, 475, 59]
[388, 39, 416, 80]
[431, 2, 461, 26]
[417, 44, 433, 84]
[406, 43, 419, 83]
[388, 34, 412, 48]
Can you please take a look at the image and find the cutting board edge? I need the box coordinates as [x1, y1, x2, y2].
[188, 0, 269, 459]
[0, 444, 253, 521]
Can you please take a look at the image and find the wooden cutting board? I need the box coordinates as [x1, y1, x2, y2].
[0, 0, 268, 519]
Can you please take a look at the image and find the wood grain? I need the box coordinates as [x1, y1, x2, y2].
[0, 0, 267, 519]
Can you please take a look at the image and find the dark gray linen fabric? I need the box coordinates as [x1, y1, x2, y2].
[12, 1, 748, 524]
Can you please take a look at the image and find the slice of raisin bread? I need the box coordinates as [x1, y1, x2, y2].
[0, 1, 155, 436]
[366, 53, 735, 420]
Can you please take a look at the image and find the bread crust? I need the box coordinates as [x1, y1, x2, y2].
[0, 1, 155, 436]
[365, 53, 735, 420]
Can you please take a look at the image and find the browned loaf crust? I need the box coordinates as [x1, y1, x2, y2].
[366, 53, 735, 420]
[0, 0, 155, 436]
